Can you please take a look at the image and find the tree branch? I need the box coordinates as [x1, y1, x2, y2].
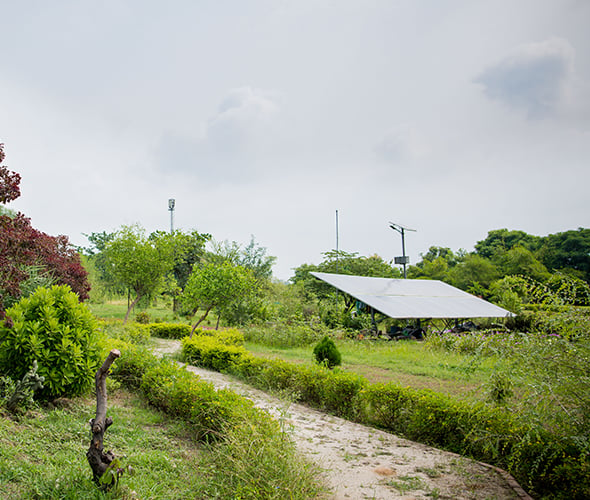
[87, 349, 120, 485]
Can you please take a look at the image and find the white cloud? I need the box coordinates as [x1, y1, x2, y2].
[155, 87, 281, 184]
[205, 87, 280, 150]
[475, 37, 575, 119]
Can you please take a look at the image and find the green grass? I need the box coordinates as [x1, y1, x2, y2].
[0, 388, 326, 499]
[87, 299, 219, 329]
[244, 338, 507, 400]
[0, 391, 202, 499]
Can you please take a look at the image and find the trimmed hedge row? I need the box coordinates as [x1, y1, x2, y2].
[103, 338, 278, 443]
[148, 322, 191, 339]
[148, 323, 245, 345]
[181, 335, 590, 499]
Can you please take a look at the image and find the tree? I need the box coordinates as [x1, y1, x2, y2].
[100, 224, 177, 323]
[408, 256, 450, 280]
[496, 245, 550, 282]
[209, 236, 276, 280]
[182, 261, 258, 333]
[474, 229, 542, 260]
[0, 144, 20, 204]
[0, 145, 89, 312]
[447, 254, 500, 295]
[537, 228, 590, 282]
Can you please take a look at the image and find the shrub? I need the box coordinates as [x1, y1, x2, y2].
[242, 323, 325, 348]
[313, 336, 341, 369]
[0, 285, 100, 399]
[149, 322, 191, 339]
[135, 311, 150, 324]
[182, 336, 247, 371]
[192, 327, 244, 346]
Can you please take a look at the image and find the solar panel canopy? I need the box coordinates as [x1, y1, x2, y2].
[311, 272, 513, 319]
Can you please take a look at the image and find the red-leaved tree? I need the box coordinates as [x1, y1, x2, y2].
[0, 144, 90, 312]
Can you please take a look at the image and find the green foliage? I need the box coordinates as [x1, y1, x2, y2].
[475, 228, 542, 259]
[313, 336, 342, 369]
[242, 323, 326, 348]
[182, 261, 259, 329]
[447, 254, 500, 294]
[0, 285, 100, 399]
[191, 326, 244, 346]
[149, 322, 191, 339]
[135, 311, 150, 324]
[99, 224, 179, 323]
[538, 228, 590, 282]
[182, 335, 247, 371]
[485, 371, 514, 405]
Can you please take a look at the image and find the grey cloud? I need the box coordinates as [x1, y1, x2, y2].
[374, 125, 429, 164]
[475, 38, 574, 119]
[156, 87, 280, 184]
[206, 87, 280, 151]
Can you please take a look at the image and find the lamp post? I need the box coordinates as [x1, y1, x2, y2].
[389, 222, 416, 278]
[168, 199, 175, 233]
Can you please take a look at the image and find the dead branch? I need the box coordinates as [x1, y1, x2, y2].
[87, 349, 120, 486]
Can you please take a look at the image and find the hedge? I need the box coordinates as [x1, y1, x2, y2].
[102, 337, 278, 443]
[181, 335, 590, 499]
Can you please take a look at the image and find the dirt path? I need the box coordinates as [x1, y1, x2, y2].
[152, 339, 530, 500]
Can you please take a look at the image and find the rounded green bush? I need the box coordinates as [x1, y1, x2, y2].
[0, 285, 100, 399]
[313, 336, 341, 369]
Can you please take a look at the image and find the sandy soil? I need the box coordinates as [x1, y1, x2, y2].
[152, 339, 531, 500]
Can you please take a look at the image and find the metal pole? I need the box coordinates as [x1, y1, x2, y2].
[401, 228, 407, 278]
[335, 209, 339, 273]
[168, 199, 175, 234]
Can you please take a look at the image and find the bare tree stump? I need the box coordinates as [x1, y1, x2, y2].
[87, 349, 120, 486]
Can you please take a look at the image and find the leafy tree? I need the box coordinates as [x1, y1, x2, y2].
[408, 257, 449, 280]
[0, 144, 20, 204]
[496, 245, 550, 282]
[0, 145, 90, 312]
[182, 261, 258, 333]
[447, 254, 500, 295]
[100, 224, 177, 323]
[537, 228, 590, 282]
[475, 229, 542, 260]
[209, 236, 276, 280]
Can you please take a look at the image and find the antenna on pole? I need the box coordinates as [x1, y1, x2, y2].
[389, 221, 416, 278]
[335, 209, 339, 273]
[168, 199, 175, 233]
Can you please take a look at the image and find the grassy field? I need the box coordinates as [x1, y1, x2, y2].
[245, 338, 507, 400]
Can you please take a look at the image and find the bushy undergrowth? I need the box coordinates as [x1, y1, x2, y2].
[0, 285, 100, 400]
[242, 322, 327, 348]
[181, 333, 590, 499]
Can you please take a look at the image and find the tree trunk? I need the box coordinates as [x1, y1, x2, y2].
[124, 294, 142, 324]
[190, 305, 213, 337]
[87, 349, 120, 486]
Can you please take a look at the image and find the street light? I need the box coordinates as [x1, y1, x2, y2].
[168, 199, 175, 233]
[389, 222, 416, 278]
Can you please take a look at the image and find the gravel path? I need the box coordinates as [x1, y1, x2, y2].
[152, 338, 530, 500]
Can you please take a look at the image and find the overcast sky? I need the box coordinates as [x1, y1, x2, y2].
[2, 0, 589, 280]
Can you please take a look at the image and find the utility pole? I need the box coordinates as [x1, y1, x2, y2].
[335, 209, 339, 273]
[168, 199, 175, 233]
[389, 222, 416, 278]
